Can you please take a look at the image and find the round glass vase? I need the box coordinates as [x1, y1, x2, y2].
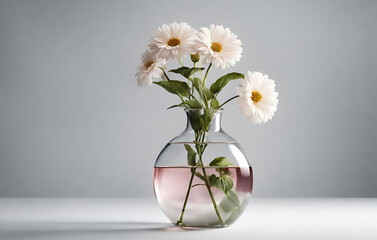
[153, 109, 253, 228]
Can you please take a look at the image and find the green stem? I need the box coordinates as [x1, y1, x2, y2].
[176, 132, 200, 225]
[157, 67, 186, 104]
[191, 183, 206, 188]
[200, 163, 225, 226]
[219, 95, 239, 108]
[188, 92, 202, 106]
[158, 67, 170, 81]
[192, 63, 196, 99]
[177, 93, 185, 105]
[203, 63, 212, 86]
[177, 166, 196, 225]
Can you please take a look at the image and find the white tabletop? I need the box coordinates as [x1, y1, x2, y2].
[0, 198, 376, 240]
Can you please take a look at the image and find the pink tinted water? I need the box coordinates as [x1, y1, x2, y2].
[153, 166, 253, 227]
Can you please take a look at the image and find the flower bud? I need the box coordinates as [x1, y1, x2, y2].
[190, 53, 200, 63]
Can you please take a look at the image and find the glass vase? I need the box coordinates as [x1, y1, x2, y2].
[153, 109, 253, 228]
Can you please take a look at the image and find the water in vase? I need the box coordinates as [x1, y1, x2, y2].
[153, 166, 253, 227]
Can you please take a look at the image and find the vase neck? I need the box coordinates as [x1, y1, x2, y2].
[185, 109, 222, 133]
[169, 109, 236, 143]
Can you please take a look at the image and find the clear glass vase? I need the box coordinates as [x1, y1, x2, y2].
[153, 109, 253, 228]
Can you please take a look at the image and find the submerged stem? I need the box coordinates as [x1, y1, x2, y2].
[177, 166, 196, 226]
[176, 132, 200, 225]
[200, 162, 225, 226]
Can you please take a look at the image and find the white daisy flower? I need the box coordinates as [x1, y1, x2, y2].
[237, 71, 278, 123]
[194, 25, 242, 69]
[135, 49, 166, 87]
[149, 22, 197, 61]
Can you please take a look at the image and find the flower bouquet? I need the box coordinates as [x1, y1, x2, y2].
[136, 22, 278, 228]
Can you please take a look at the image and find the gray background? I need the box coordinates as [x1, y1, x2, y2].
[0, 0, 376, 198]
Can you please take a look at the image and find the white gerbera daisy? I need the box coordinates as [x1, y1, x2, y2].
[194, 25, 242, 69]
[135, 49, 166, 87]
[237, 71, 278, 123]
[149, 22, 197, 61]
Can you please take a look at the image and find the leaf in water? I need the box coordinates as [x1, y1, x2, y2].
[216, 167, 231, 175]
[225, 198, 249, 224]
[209, 174, 218, 186]
[214, 174, 234, 194]
[169, 67, 204, 79]
[226, 190, 240, 207]
[219, 190, 240, 212]
[210, 72, 244, 95]
[154, 80, 190, 98]
[210, 157, 232, 167]
[184, 144, 196, 166]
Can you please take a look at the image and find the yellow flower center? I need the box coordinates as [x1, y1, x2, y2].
[211, 42, 223, 52]
[167, 38, 181, 47]
[144, 61, 153, 68]
[251, 91, 262, 103]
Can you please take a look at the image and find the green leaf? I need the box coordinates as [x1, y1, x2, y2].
[154, 80, 190, 98]
[167, 101, 201, 110]
[209, 174, 218, 186]
[205, 109, 218, 126]
[192, 78, 213, 102]
[203, 88, 214, 100]
[194, 172, 206, 182]
[199, 117, 205, 129]
[192, 77, 202, 92]
[210, 72, 244, 95]
[210, 157, 232, 167]
[167, 103, 185, 110]
[214, 174, 234, 194]
[186, 109, 204, 131]
[216, 168, 231, 176]
[210, 97, 220, 109]
[170, 67, 205, 79]
[184, 144, 196, 166]
[184, 100, 202, 109]
[219, 190, 240, 212]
